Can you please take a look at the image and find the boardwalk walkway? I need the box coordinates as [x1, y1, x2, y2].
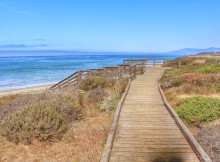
[109, 67, 200, 162]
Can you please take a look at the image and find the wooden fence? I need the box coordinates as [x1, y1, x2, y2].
[123, 59, 167, 67]
[50, 59, 167, 91]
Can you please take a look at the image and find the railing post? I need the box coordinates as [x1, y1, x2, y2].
[179, 60, 181, 73]
[77, 70, 81, 83]
[134, 65, 136, 78]
[67, 77, 70, 91]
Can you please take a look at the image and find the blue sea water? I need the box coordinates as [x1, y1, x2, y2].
[0, 53, 177, 91]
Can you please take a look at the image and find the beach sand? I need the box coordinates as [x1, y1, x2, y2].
[0, 84, 54, 97]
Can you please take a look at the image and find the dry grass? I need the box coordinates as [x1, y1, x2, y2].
[0, 108, 111, 162]
[86, 88, 107, 103]
[0, 76, 128, 161]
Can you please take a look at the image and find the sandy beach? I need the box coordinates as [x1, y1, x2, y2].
[0, 84, 54, 97]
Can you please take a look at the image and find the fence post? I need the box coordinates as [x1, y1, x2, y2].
[77, 70, 81, 83]
[134, 65, 136, 78]
[67, 77, 70, 92]
[179, 61, 181, 73]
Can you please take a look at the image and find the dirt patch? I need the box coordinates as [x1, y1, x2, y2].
[196, 124, 220, 162]
[178, 94, 220, 100]
[193, 59, 206, 64]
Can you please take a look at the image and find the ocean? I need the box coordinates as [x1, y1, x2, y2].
[0, 52, 177, 91]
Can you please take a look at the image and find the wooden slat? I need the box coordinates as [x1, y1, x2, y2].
[106, 67, 200, 162]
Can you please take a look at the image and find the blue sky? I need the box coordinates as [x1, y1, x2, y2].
[0, 0, 219, 52]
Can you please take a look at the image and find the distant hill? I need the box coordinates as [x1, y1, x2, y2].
[0, 47, 220, 57]
[166, 47, 220, 56]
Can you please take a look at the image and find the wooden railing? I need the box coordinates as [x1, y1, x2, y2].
[123, 59, 167, 67]
[50, 58, 168, 91]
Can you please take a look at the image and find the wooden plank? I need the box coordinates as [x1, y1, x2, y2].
[114, 140, 189, 145]
[100, 80, 131, 162]
[111, 147, 194, 153]
[110, 153, 199, 162]
[103, 67, 202, 162]
[113, 144, 192, 149]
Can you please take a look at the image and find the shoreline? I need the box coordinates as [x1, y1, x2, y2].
[0, 83, 54, 97]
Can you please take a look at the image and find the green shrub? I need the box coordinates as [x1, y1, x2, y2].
[0, 92, 63, 121]
[176, 97, 220, 124]
[205, 58, 216, 64]
[78, 77, 114, 91]
[181, 63, 206, 73]
[196, 64, 220, 73]
[0, 98, 82, 144]
[162, 68, 179, 78]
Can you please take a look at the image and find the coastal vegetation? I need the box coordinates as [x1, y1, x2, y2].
[0, 77, 128, 161]
[176, 97, 220, 124]
[161, 55, 220, 161]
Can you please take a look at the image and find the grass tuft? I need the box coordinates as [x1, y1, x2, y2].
[196, 64, 220, 73]
[176, 97, 220, 124]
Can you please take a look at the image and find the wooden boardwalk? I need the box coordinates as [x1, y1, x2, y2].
[109, 67, 200, 162]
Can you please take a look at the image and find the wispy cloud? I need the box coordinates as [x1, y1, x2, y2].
[8, 10, 41, 17]
[0, 4, 41, 18]
[0, 38, 46, 44]
[0, 44, 48, 48]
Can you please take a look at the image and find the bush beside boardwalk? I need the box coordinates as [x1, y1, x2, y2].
[160, 54, 220, 161]
[0, 77, 127, 161]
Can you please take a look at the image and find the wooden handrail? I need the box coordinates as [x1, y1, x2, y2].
[49, 58, 167, 91]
